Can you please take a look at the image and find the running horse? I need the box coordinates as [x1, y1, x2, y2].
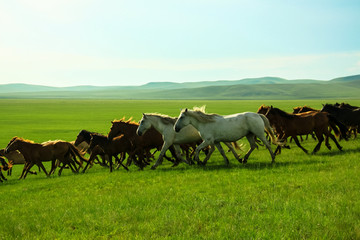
[5, 137, 87, 179]
[264, 106, 346, 154]
[108, 118, 178, 169]
[137, 113, 241, 169]
[174, 107, 283, 164]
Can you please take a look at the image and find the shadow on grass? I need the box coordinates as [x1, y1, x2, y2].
[153, 157, 322, 172]
[315, 146, 360, 156]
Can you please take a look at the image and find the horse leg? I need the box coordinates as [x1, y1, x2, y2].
[151, 142, 172, 170]
[19, 162, 31, 179]
[23, 162, 35, 179]
[214, 143, 230, 165]
[194, 141, 212, 165]
[115, 155, 129, 171]
[256, 134, 276, 163]
[109, 155, 113, 172]
[37, 162, 49, 177]
[329, 133, 343, 151]
[312, 132, 324, 154]
[242, 134, 258, 164]
[293, 136, 309, 154]
[201, 145, 215, 166]
[223, 142, 240, 161]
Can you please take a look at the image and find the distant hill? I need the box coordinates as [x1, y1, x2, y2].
[0, 75, 359, 99]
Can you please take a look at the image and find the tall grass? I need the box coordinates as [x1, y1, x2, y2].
[1, 99, 360, 239]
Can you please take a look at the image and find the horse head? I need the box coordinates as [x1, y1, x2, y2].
[174, 109, 189, 132]
[137, 114, 152, 136]
[5, 137, 21, 154]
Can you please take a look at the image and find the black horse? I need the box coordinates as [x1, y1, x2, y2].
[321, 104, 360, 137]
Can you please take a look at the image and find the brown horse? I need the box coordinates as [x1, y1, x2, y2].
[262, 106, 345, 154]
[42, 140, 87, 176]
[74, 130, 109, 166]
[0, 148, 38, 176]
[5, 137, 87, 179]
[292, 105, 319, 141]
[83, 133, 132, 172]
[108, 118, 177, 169]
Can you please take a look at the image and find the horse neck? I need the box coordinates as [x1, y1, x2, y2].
[148, 116, 168, 134]
[187, 115, 202, 130]
[120, 123, 138, 137]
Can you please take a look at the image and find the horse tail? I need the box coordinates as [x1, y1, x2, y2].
[258, 114, 284, 146]
[68, 143, 88, 167]
[327, 114, 349, 141]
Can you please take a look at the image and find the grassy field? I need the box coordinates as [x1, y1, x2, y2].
[1, 99, 360, 239]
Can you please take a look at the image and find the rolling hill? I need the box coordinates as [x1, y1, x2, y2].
[0, 75, 359, 99]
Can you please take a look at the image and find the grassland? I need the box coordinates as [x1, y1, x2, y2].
[1, 99, 360, 239]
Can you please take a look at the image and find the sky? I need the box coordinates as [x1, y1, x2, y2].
[0, 0, 359, 87]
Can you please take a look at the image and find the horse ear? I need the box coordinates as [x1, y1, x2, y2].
[185, 108, 188, 112]
[322, 104, 324, 106]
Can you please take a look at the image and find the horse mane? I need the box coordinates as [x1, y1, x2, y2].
[90, 132, 107, 138]
[112, 117, 139, 126]
[145, 113, 177, 124]
[184, 106, 219, 123]
[269, 107, 295, 119]
[10, 136, 35, 144]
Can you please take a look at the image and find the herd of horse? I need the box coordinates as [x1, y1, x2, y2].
[0, 102, 359, 181]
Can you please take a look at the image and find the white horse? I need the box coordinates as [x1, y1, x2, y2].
[174, 107, 283, 163]
[136, 113, 240, 169]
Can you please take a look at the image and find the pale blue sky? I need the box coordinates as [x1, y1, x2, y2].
[0, 0, 359, 86]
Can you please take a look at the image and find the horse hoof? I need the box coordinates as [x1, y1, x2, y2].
[242, 159, 247, 164]
[150, 166, 157, 170]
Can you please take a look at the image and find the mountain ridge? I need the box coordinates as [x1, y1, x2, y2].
[0, 74, 359, 99]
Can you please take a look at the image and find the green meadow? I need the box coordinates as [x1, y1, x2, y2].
[1, 99, 360, 239]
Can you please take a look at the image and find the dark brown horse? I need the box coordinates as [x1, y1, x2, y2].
[0, 148, 37, 176]
[332, 103, 360, 138]
[263, 107, 345, 154]
[292, 105, 319, 141]
[5, 137, 87, 179]
[75, 130, 109, 166]
[108, 118, 178, 169]
[83, 133, 132, 172]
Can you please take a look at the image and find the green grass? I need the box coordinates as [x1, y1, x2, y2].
[1, 99, 360, 239]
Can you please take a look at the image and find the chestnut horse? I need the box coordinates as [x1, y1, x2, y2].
[264, 106, 345, 154]
[5, 137, 87, 179]
[0, 148, 37, 176]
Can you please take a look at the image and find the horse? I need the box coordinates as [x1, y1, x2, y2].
[108, 117, 180, 169]
[5, 137, 87, 179]
[264, 106, 345, 154]
[137, 113, 241, 169]
[174, 107, 283, 164]
[333, 103, 360, 138]
[41, 140, 87, 176]
[74, 130, 109, 166]
[0, 148, 38, 176]
[83, 133, 132, 172]
[0, 157, 12, 182]
[321, 104, 360, 138]
[292, 106, 319, 141]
